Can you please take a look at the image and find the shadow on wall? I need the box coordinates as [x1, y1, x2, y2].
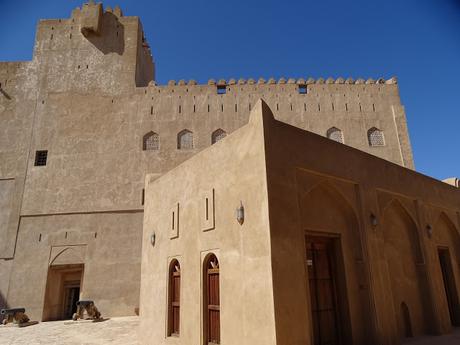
[85, 12, 124, 55]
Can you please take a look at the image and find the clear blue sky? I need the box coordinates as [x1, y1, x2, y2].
[1, 0, 459, 180]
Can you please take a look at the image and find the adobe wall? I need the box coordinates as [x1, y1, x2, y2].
[263, 108, 460, 345]
[0, 1, 415, 320]
[6, 211, 143, 320]
[139, 102, 276, 345]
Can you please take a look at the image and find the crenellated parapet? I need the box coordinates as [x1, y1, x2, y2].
[159, 76, 398, 88]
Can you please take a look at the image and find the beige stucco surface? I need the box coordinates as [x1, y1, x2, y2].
[140, 99, 460, 345]
[0, 0, 423, 331]
[140, 101, 276, 345]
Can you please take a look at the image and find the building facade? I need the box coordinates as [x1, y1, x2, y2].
[0, 1, 415, 323]
[140, 100, 460, 345]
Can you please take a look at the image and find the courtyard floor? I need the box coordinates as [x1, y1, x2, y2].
[0, 316, 139, 345]
[0, 316, 459, 344]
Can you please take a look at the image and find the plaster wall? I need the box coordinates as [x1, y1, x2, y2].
[0, 1, 415, 321]
[139, 102, 276, 345]
[6, 211, 142, 321]
[261, 108, 460, 345]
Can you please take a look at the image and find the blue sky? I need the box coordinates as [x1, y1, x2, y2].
[0, 0, 459, 180]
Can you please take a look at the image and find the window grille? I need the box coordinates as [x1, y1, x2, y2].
[143, 132, 159, 150]
[326, 127, 344, 144]
[178, 130, 193, 150]
[368, 127, 385, 146]
[34, 150, 48, 166]
[211, 129, 227, 144]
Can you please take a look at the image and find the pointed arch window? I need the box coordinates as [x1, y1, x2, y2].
[211, 129, 227, 144]
[368, 127, 385, 147]
[143, 131, 159, 150]
[177, 129, 193, 150]
[326, 127, 344, 144]
[204, 254, 220, 344]
[168, 259, 181, 336]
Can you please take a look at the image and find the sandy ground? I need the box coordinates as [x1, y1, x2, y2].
[0, 316, 459, 345]
[0, 316, 139, 345]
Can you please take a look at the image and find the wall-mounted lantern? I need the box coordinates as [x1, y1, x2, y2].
[370, 213, 378, 227]
[236, 201, 244, 225]
[150, 232, 156, 246]
[426, 225, 433, 238]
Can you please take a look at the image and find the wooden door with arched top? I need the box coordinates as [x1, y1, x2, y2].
[306, 237, 341, 345]
[205, 254, 220, 344]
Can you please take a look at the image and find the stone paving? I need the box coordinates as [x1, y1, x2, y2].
[0, 316, 459, 345]
[0, 316, 139, 345]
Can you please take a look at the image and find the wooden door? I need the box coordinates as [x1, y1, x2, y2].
[168, 260, 180, 336]
[438, 248, 460, 326]
[306, 238, 341, 345]
[206, 255, 220, 344]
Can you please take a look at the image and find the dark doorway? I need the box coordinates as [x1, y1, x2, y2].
[438, 248, 460, 326]
[306, 237, 341, 345]
[307, 237, 341, 345]
[42, 264, 83, 321]
[63, 283, 80, 320]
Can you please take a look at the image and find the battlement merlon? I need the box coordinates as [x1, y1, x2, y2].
[148, 76, 398, 87]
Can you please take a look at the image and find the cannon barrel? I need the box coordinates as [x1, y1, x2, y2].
[1, 308, 26, 315]
[76, 300, 94, 306]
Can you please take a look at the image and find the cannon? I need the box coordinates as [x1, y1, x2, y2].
[1, 308, 30, 325]
[72, 300, 102, 321]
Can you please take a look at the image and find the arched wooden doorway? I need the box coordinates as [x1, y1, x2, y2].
[204, 254, 220, 344]
[168, 259, 180, 336]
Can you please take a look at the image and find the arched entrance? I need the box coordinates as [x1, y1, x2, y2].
[382, 200, 430, 338]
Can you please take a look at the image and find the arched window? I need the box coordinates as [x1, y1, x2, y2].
[204, 254, 220, 344]
[211, 129, 227, 144]
[143, 131, 159, 150]
[368, 127, 385, 147]
[326, 127, 344, 143]
[177, 130, 193, 150]
[401, 302, 413, 338]
[168, 259, 180, 336]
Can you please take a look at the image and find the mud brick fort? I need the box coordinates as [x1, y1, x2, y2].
[0, 2, 459, 345]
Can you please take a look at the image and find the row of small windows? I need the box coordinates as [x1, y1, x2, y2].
[143, 129, 227, 151]
[325, 127, 385, 147]
[143, 126, 384, 152]
[167, 254, 220, 343]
